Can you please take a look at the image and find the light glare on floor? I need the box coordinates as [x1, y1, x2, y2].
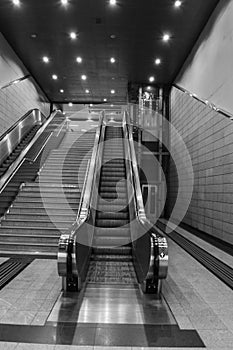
[52, 74, 58, 80]
[155, 58, 161, 65]
[81, 75, 87, 80]
[149, 76, 155, 83]
[111, 89, 115, 94]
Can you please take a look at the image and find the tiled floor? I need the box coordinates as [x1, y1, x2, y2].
[0, 259, 61, 325]
[0, 231, 232, 348]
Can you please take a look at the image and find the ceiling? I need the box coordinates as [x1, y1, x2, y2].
[0, 0, 219, 104]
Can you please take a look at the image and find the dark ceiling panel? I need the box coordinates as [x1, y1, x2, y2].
[0, 0, 219, 103]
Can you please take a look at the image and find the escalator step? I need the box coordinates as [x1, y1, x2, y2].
[98, 204, 128, 212]
[95, 227, 130, 236]
[99, 186, 126, 193]
[96, 212, 129, 220]
[94, 236, 132, 247]
[96, 219, 129, 227]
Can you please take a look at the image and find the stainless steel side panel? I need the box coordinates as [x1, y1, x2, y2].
[0, 109, 43, 165]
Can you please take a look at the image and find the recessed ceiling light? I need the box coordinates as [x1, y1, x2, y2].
[61, 0, 68, 5]
[42, 56, 49, 63]
[103, 98, 107, 102]
[111, 89, 115, 94]
[81, 75, 87, 80]
[163, 33, 170, 42]
[68, 102, 73, 107]
[110, 34, 116, 39]
[52, 74, 58, 80]
[110, 57, 116, 63]
[149, 76, 155, 82]
[70, 32, 77, 40]
[85, 89, 90, 94]
[60, 89, 64, 93]
[174, 0, 182, 8]
[30, 33, 37, 39]
[155, 58, 161, 65]
[109, 0, 116, 5]
[76, 56, 82, 63]
[12, 0, 20, 6]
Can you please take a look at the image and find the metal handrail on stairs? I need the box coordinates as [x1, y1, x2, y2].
[0, 110, 63, 195]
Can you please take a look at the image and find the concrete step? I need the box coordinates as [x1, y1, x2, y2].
[9, 207, 78, 215]
[12, 202, 79, 209]
[0, 234, 60, 244]
[0, 241, 58, 252]
[14, 197, 79, 204]
[5, 213, 76, 221]
[17, 192, 80, 198]
[2, 220, 72, 229]
[0, 226, 63, 235]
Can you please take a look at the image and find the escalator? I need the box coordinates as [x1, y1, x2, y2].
[58, 112, 168, 295]
[0, 124, 40, 178]
[88, 126, 136, 285]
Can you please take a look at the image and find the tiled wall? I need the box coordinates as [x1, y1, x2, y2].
[0, 79, 50, 136]
[0, 33, 50, 137]
[169, 86, 233, 245]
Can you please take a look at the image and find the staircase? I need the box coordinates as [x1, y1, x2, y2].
[87, 126, 137, 285]
[0, 114, 66, 216]
[0, 128, 96, 254]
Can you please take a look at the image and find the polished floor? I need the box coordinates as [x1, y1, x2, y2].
[0, 224, 232, 348]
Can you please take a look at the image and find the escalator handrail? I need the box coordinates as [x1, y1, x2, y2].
[0, 109, 62, 194]
[24, 132, 53, 163]
[123, 111, 168, 280]
[0, 108, 46, 143]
